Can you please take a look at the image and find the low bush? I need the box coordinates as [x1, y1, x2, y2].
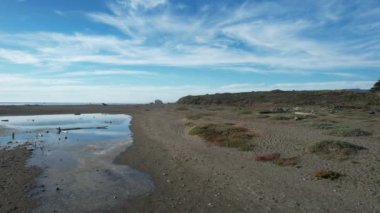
[327, 128, 372, 137]
[315, 169, 342, 180]
[186, 113, 214, 120]
[309, 140, 366, 159]
[189, 124, 254, 151]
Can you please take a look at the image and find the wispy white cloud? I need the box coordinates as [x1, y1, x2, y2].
[54, 10, 65, 16]
[62, 70, 158, 77]
[0, 0, 378, 74]
[0, 73, 80, 86]
[0, 48, 40, 64]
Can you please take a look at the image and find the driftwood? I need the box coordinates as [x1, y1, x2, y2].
[57, 126, 108, 133]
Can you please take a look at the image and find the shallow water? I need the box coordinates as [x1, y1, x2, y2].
[0, 114, 153, 212]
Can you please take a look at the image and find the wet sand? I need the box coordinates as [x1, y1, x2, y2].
[0, 146, 41, 212]
[0, 104, 379, 212]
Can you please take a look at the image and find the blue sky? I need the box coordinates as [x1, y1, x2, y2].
[0, 0, 379, 103]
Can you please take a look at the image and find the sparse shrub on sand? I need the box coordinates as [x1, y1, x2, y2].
[207, 107, 225, 111]
[186, 113, 214, 120]
[309, 140, 366, 159]
[315, 169, 342, 180]
[176, 106, 189, 111]
[311, 123, 336, 130]
[255, 153, 299, 166]
[273, 157, 299, 166]
[255, 153, 281, 161]
[256, 114, 270, 119]
[327, 128, 372, 137]
[189, 124, 254, 151]
[272, 115, 292, 120]
[237, 109, 252, 115]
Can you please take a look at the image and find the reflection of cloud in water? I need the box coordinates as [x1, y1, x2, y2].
[0, 113, 152, 212]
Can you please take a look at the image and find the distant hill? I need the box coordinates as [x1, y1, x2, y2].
[177, 90, 380, 107]
[370, 80, 380, 93]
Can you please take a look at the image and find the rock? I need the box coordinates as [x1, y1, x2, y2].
[154, 99, 164, 105]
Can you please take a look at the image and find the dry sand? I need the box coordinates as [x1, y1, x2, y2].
[0, 104, 379, 212]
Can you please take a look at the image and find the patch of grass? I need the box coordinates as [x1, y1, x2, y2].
[176, 106, 189, 111]
[256, 115, 270, 119]
[255, 153, 281, 161]
[272, 115, 292, 120]
[255, 153, 299, 166]
[315, 169, 342, 180]
[189, 124, 254, 151]
[237, 109, 252, 115]
[311, 123, 337, 130]
[294, 115, 315, 121]
[186, 113, 214, 120]
[309, 140, 366, 159]
[207, 107, 224, 111]
[273, 157, 299, 166]
[318, 119, 338, 123]
[327, 128, 372, 137]
[239, 143, 255, 151]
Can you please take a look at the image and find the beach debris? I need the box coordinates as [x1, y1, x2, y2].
[294, 112, 315, 116]
[58, 126, 108, 133]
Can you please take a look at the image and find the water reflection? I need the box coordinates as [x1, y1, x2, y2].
[0, 114, 153, 212]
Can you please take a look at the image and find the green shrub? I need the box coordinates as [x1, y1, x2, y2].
[309, 140, 366, 159]
[189, 124, 254, 151]
[311, 123, 336, 130]
[186, 113, 214, 120]
[315, 169, 342, 180]
[328, 128, 372, 137]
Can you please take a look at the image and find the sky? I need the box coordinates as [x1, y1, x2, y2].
[0, 0, 379, 103]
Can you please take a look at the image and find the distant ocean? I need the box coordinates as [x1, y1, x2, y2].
[0, 102, 133, 106]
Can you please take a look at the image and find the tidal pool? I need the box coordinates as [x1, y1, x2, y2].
[0, 114, 153, 212]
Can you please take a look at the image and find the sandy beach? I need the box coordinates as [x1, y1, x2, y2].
[0, 104, 379, 212]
